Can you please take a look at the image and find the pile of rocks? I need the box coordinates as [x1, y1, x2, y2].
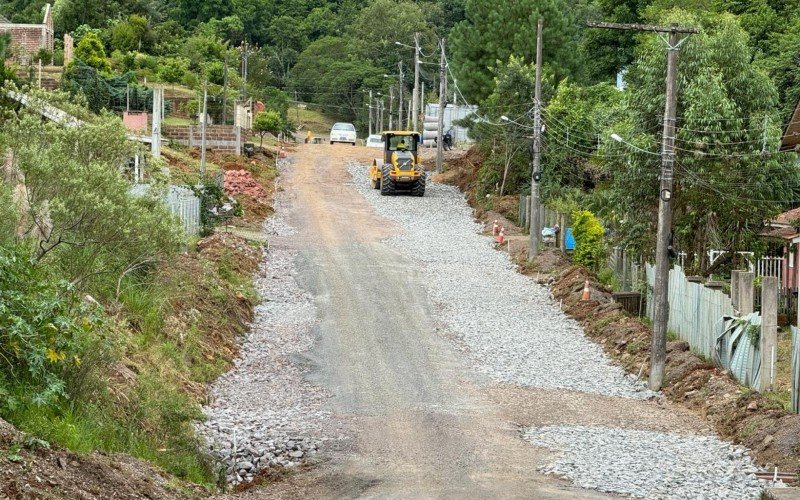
[524, 425, 766, 499]
[224, 169, 267, 200]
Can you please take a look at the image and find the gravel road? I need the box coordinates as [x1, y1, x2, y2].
[212, 144, 767, 498]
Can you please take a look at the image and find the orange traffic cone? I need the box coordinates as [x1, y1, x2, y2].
[496, 227, 505, 245]
[581, 280, 591, 301]
[492, 220, 500, 236]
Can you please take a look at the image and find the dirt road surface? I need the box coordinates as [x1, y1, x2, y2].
[228, 144, 715, 499]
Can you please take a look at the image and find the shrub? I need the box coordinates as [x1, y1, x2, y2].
[571, 209, 607, 270]
[0, 245, 107, 411]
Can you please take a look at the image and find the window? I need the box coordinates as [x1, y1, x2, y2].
[332, 123, 355, 131]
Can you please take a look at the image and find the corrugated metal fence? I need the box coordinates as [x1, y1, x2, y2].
[646, 264, 735, 358]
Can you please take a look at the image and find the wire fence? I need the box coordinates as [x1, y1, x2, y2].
[130, 184, 200, 237]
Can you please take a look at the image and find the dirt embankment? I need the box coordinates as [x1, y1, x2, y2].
[538, 257, 800, 475]
[1, 149, 277, 499]
[0, 418, 204, 499]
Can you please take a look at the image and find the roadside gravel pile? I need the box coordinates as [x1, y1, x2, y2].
[264, 160, 296, 237]
[197, 230, 328, 486]
[524, 425, 765, 499]
[347, 162, 650, 399]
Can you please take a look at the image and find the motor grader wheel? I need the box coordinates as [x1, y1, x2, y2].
[380, 165, 396, 196]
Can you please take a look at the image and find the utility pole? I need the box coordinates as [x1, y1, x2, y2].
[389, 86, 394, 130]
[369, 89, 373, 136]
[587, 20, 697, 391]
[529, 19, 543, 260]
[412, 32, 420, 132]
[398, 62, 404, 130]
[222, 52, 229, 125]
[200, 80, 208, 177]
[421, 81, 425, 118]
[380, 97, 385, 132]
[241, 42, 249, 100]
[436, 38, 446, 173]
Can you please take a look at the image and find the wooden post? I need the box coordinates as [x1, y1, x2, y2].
[731, 270, 741, 312]
[586, 21, 698, 392]
[528, 18, 543, 261]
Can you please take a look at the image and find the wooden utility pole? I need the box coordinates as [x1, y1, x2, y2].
[200, 80, 208, 177]
[529, 18, 543, 260]
[436, 38, 446, 173]
[587, 20, 697, 391]
[412, 32, 421, 132]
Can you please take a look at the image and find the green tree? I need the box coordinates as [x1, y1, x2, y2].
[571, 210, 606, 270]
[110, 14, 152, 53]
[253, 110, 283, 147]
[2, 92, 182, 292]
[73, 32, 111, 74]
[603, 11, 800, 270]
[347, 0, 433, 71]
[449, 0, 582, 103]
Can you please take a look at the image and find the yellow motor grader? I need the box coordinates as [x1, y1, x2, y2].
[368, 131, 426, 197]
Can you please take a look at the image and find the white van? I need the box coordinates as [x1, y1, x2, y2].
[330, 123, 357, 145]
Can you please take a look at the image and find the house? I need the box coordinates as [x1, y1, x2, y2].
[762, 207, 800, 289]
[0, 4, 54, 65]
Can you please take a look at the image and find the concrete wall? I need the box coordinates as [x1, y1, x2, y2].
[123, 112, 148, 133]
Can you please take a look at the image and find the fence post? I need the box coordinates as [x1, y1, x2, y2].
[760, 276, 779, 392]
[739, 271, 754, 315]
[731, 270, 741, 312]
[622, 250, 630, 291]
[235, 126, 242, 156]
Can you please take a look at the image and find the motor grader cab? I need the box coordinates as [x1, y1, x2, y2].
[368, 132, 426, 197]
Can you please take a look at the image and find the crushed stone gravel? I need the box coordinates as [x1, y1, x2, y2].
[197, 159, 329, 486]
[524, 425, 765, 499]
[347, 161, 768, 498]
[347, 161, 651, 399]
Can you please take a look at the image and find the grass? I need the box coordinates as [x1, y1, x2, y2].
[164, 116, 193, 126]
[5, 381, 214, 485]
[0, 239, 261, 489]
[290, 104, 337, 135]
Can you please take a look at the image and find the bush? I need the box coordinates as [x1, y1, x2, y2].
[571, 209, 607, 271]
[33, 48, 52, 64]
[158, 57, 188, 84]
[0, 245, 107, 411]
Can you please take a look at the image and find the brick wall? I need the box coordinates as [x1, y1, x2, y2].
[0, 4, 54, 64]
[162, 125, 243, 152]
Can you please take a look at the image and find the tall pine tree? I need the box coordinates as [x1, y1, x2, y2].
[449, 0, 581, 103]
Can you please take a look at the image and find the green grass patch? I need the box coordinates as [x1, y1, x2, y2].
[164, 116, 193, 126]
[290, 104, 337, 135]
